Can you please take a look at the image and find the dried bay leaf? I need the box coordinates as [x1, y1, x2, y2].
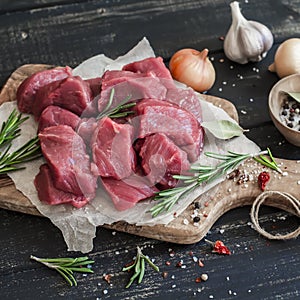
[202, 120, 246, 140]
[284, 92, 300, 103]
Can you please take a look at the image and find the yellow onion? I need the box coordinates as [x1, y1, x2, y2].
[169, 48, 216, 92]
[268, 38, 300, 78]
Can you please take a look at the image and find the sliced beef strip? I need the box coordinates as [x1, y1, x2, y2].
[38, 125, 97, 198]
[122, 57, 173, 80]
[32, 76, 93, 119]
[34, 164, 90, 208]
[135, 99, 203, 162]
[17, 66, 72, 114]
[91, 117, 136, 180]
[38, 105, 80, 133]
[139, 133, 190, 189]
[101, 175, 158, 211]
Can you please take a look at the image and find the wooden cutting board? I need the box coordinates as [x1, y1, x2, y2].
[0, 64, 299, 244]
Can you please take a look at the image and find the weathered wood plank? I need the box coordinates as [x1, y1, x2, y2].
[0, 0, 299, 86]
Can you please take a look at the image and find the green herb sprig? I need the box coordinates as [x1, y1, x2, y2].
[0, 136, 41, 174]
[150, 149, 281, 217]
[30, 255, 94, 287]
[122, 246, 160, 288]
[0, 110, 41, 174]
[253, 147, 282, 174]
[97, 88, 135, 120]
[0, 109, 29, 147]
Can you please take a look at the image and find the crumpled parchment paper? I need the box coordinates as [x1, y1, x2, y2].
[1, 38, 260, 253]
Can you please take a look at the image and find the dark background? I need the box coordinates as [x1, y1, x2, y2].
[0, 1, 299, 299]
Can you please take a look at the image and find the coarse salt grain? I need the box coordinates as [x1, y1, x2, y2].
[201, 273, 208, 281]
[297, 181, 300, 185]
[183, 218, 189, 225]
[241, 110, 247, 115]
[103, 289, 108, 295]
[282, 172, 288, 176]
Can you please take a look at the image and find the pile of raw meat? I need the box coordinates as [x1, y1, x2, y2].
[16, 57, 204, 211]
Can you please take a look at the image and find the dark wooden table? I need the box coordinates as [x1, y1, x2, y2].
[0, 1, 299, 299]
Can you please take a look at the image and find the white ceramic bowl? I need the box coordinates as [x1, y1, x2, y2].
[268, 74, 300, 147]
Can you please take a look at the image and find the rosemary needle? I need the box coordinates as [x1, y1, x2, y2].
[0, 109, 29, 147]
[97, 88, 134, 120]
[30, 255, 95, 287]
[122, 246, 160, 288]
[0, 136, 41, 174]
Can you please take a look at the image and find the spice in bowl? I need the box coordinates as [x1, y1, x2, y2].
[268, 74, 300, 147]
[279, 94, 300, 131]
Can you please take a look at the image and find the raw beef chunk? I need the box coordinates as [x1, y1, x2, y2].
[101, 175, 158, 211]
[166, 87, 203, 123]
[140, 133, 190, 189]
[38, 105, 80, 132]
[32, 76, 93, 119]
[76, 117, 98, 145]
[98, 77, 167, 113]
[38, 125, 97, 198]
[34, 164, 90, 208]
[123, 57, 173, 80]
[91, 117, 136, 180]
[84, 77, 102, 98]
[135, 99, 203, 162]
[17, 66, 72, 114]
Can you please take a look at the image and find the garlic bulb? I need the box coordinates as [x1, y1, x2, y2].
[224, 1, 274, 64]
[268, 38, 300, 78]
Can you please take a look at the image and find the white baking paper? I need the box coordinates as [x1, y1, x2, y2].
[2, 37, 260, 253]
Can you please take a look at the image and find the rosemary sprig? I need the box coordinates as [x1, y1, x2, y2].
[0, 109, 29, 147]
[0, 136, 41, 174]
[253, 147, 282, 174]
[150, 149, 278, 217]
[30, 255, 94, 286]
[97, 88, 134, 120]
[122, 246, 160, 288]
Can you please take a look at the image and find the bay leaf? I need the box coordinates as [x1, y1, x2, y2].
[202, 120, 246, 140]
[284, 92, 300, 103]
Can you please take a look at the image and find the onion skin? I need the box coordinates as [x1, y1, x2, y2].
[169, 48, 216, 92]
[268, 38, 300, 78]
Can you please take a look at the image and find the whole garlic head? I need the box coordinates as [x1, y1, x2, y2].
[224, 1, 274, 64]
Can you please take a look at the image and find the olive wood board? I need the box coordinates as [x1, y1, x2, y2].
[0, 64, 299, 245]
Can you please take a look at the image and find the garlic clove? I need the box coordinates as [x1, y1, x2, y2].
[224, 1, 273, 64]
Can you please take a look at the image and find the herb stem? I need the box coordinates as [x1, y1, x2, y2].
[30, 255, 94, 287]
[150, 149, 281, 217]
[123, 246, 159, 288]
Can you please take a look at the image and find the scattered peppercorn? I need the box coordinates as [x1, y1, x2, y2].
[193, 216, 200, 223]
[194, 202, 200, 209]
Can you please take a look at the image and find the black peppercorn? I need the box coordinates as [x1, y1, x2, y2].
[194, 202, 200, 209]
[193, 216, 200, 223]
[287, 122, 293, 128]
